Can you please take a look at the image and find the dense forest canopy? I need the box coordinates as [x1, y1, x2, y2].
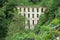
[0, 0, 60, 40]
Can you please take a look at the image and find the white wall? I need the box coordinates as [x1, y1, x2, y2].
[17, 7, 46, 30]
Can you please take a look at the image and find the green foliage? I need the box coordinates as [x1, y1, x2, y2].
[55, 7, 60, 19]
[34, 14, 47, 31]
[52, 18, 60, 25]
[0, 9, 8, 40]
[0, 0, 24, 39]
[0, 0, 8, 7]
[29, 0, 41, 4]
[0, 0, 60, 40]
[35, 26, 59, 40]
[39, 14, 47, 25]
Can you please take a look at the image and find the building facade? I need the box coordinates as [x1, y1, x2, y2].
[17, 6, 46, 30]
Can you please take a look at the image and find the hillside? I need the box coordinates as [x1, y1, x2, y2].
[0, 0, 60, 40]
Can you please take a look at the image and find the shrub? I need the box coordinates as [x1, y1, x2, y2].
[29, 0, 41, 4]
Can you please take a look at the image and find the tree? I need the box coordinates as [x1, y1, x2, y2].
[55, 7, 60, 19]
[29, 0, 41, 4]
[34, 0, 60, 39]
[0, 9, 8, 40]
[0, 0, 17, 39]
[0, 0, 8, 7]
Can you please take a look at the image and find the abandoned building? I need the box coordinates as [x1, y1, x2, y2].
[17, 6, 46, 30]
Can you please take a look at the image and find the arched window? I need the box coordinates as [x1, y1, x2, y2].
[33, 20, 34, 25]
[20, 8, 21, 12]
[32, 14, 34, 18]
[28, 8, 30, 12]
[37, 14, 39, 17]
[24, 8, 25, 12]
[37, 8, 39, 12]
[41, 8, 43, 12]
[32, 8, 34, 12]
[28, 14, 30, 18]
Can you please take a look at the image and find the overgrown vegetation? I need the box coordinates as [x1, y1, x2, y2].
[0, 0, 60, 40]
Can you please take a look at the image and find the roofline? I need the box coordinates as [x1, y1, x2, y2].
[17, 6, 46, 8]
